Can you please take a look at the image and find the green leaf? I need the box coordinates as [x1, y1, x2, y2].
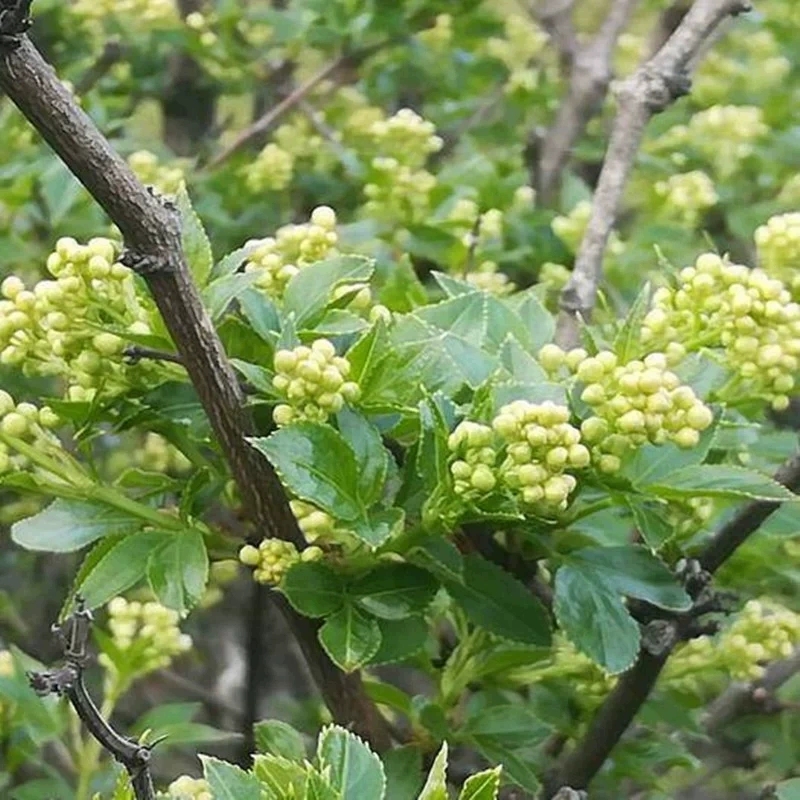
[147, 529, 208, 613]
[408, 537, 464, 583]
[249, 424, 364, 521]
[283, 255, 374, 328]
[11, 499, 142, 553]
[554, 563, 640, 674]
[351, 507, 404, 547]
[505, 288, 555, 352]
[350, 564, 438, 620]
[626, 498, 675, 550]
[370, 616, 429, 665]
[76, 531, 171, 609]
[431, 271, 478, 298]
[337, 408, 389, 507]
[613, 282, 651, 362]
[567, 546, 691, 611]
[316, 725, 386, 800]
[204, 272, 261, 320]
[281, 562, 346, 618]
[416, 742, 447, 800]
[239, 289, 281, 342]
[499, 336, 548, 383]
[648, 465, 800, 502]
[252, 754, 307, 799]
[775, 778, 800, 800]
[458, 767, 502, 800]
[211, 240, 264, 280]
[416, 393, 455, 493]
[201, 756, 262, 800]
[176, 184, 213, 287]
[445, 554, 551, 645]
[319, 605, 382, 672]
[382, 746, 423, 800]
[254, 720, 306, 761]
[462, 705, 552, 749]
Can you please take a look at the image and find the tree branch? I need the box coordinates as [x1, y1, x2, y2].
[0, 23, 390, 751]
[553, 0, 752, 349]
[533, 0, 641, 205]
[529, 0, 577, 71]
[542, 449, 799, 796]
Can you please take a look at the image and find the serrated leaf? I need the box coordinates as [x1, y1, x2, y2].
[336, 408, 388, 507]
[613, 282, 651, 362]
[147, 529, 208, 613]
[626, 498, 674, 550]
[444, 554, 551, 645]
[431, 271, 478, 298]
[211, 240, 264, 280]
[239, 289, 281, 342]
[567, 546, 691, 611]
[317, 725, 386, 800]
[775, 778, 800, 800]
[11, 499, 142, 553]
[76, 531, 172, 609]
[382, 746, 423, 800]
[498, 336, 548, 383]
[176, 184, 213, 287]
[505, 289, 555, 352]
[648, 465, 800, 502]
[458, 767, 502, 800]
[462, 705, 551, 749]
[254, 720, 306, 761]
[351, 564, 438, 620]
[416, 394, 454, 493]
[252, 754, 307, 799]
[554, 563, 640, 674]
[351, 507, 404, 547]
[201, 756, 262, 800]
[204, 272, 262, 320]
[283, 255, 375, 328]
[249, 424, 365, 522]
[281, 562, 346, 618]
[408, 537, 464, 583]
[319, 605, 382, 672]
[370, 616, 429, 665]
[417, 742, 447, 800]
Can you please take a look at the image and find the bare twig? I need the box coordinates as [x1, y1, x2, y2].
[0, 18, 390, 750]
[534, 0, 641, 205]
[541, 449, 799, 796]
[29, 598, 156, 800]
[123, 345, 184, 366]
[553, 0, 752, 349]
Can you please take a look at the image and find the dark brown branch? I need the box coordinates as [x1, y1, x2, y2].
[542, 448, 798, 796]
[74, 39, 123, 96]
[553, 0, 752, 349]
[534, 0, 641, 205]
[123, 345, 184, 366]
[0, 27, 391, 751]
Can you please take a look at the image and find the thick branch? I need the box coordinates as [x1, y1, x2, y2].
[534, 0, 641, 205]
[542, 448, 798, 797]
[531, 0, 578, 70]
[553, 0, 752, 349]
[0, 29, 390, 751]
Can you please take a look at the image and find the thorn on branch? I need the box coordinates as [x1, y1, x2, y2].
[123, 345, 184, 366]
[27, 596, 157, 800]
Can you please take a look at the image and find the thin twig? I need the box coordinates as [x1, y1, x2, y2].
[553, 0, 752, 349]
[541, 449, 799, 796]
[0, 19, 391, 750]
[123, 345, 184, 366]
[533, 0, 641, 205]
[74, 39, 124, 96]
[529, 0, 578, 71]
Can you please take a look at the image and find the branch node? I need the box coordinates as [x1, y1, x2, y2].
[641, 619, 678, 656]
[120, 249, 174, 276]
[0, 0, 33, 49]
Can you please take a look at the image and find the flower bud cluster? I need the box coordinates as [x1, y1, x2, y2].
[167, 775, 212, 800]
[239, 538, 323, 584]
[551, 201, 624, 256]
[367, 108, 443, 170]
[0, 392, 61, 473]
[665, 600, 800, 690]
[243, 206, 339, 297]
[271, 339, 360, 425]
[363, 158, 437, 225]
[640, 253, 800, 410]
[0, 238, 160, 400]
[448, 401, 588, 515]
[754, 212, 800, 299]
[128, 150, 185, 196]
[654, 170, 718, 227]
[99, 597, 192, 676]
[466, 262, 515, 296]
[72, 0, 178, 31]
[486, 14, 549, 93]
[134, 433, 192, 474]
[539, 346, 713, 471]
[668, 496, 715, 539]
[245, 143, 296, 193]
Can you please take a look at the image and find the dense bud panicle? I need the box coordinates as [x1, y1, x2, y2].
[239, 539, 312, 585]
[168, 775, 213, 800]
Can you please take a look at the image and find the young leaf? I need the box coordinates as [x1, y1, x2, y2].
[201, 755, 262, 800]
[176, 184, 213, 287]
[336, 408, 389, 507]
[554, 563, 640, 674]
[147, 529, 208, 613]
[249, 423, 364, 521]
[458, 767, 502, 800]
[382, 745, 423, 800]
[613, 282, 651, 362]
[647, 464, 800, 502]
[11, 499, 142, 553]
[254, 720, 306, 761]
[76, 531, 172, 609]
[350, 563, 438, 620]
[444, 554, 551, 645]
[416, 742, 448, 800]
[252, 754, 308, 799]
[316, 725, 386, 800]
[462, 705, 551, 750]
[626, 498, 675, 551]
[318, 605, 382, 672]
[281, 562, 346, 618]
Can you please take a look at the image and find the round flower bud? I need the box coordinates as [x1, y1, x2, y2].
[674, 428, 700, 449]
[311, 205, 337, 228]
[1, 412, 28, 437]
[538, 344, 565, 372]
[470, 464, 497, 492]
[93, 332, 123, 356]
[0, 390, 14, 416]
